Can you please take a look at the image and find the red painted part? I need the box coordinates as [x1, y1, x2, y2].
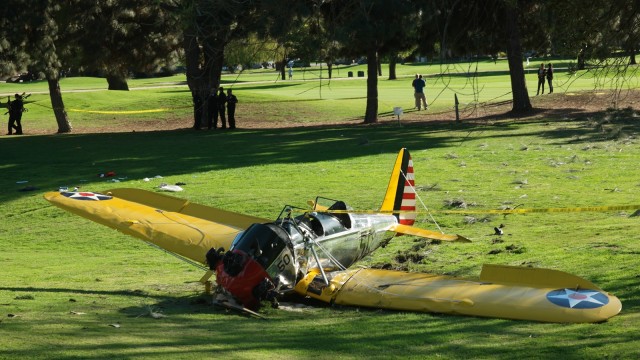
[215, 250, 271, 310]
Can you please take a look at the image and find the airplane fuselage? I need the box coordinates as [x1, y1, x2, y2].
[301, 213, 398, 272]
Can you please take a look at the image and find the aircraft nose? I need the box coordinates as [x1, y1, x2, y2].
[214, 250, 272, 310]
[222, 250, 248, 276]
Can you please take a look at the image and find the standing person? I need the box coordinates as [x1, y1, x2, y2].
[226, 89, 238, 129]
[207, 88, 219, 129]
[546, 63, 554, 94]
[6, 94, 25, 135]
[411, 74, 419, 109]
[413, 74, 428, 110]
[217, 87, 227, 129]
[418, 74, 428, 110]
[288, 67, 293, 80]
[536, 63, 546, 95]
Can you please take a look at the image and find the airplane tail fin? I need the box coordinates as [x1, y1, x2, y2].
[380, 148, 416, 225]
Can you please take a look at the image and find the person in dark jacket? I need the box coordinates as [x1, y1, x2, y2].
[6, 94, 25, 135]
[546, 63, 554, 94]
[226, 89, 238, 129]
[217, 87, 227, 129]
[536, 63, 546, 95]
[207, 88, 219, 129]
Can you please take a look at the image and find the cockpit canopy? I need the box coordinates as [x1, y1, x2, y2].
[230, 223, 291, 269]
[296, 212, 348, 237]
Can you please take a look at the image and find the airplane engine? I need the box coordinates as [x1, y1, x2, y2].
[207, 223, 298, 309]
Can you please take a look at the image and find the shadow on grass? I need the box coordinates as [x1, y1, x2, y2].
[0, 286, 161, 299]
[3, 103, 640, 206]
[0, 121, 473, 204]
[8, 290, 636, 359]
[463, 105, 640, 145]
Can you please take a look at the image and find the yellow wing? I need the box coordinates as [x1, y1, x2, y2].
[294, 265, 622, 323]
[44, 188, 268, 264]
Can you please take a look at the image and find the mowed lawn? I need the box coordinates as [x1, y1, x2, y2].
[1, 60, 639, 359]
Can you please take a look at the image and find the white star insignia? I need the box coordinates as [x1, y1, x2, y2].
[69, 192, 102, 200]
[547, 289, 605, 308]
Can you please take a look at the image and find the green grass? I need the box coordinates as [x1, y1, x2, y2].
[1, 61, 640, 359]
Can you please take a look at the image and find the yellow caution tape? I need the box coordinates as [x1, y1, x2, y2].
[436, 204, 640, 214]
[69, 108, 169, 114]
[320, 204, 640, 215]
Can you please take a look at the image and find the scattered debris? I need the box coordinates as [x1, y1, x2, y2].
[138, 306, 166, 319]
[214, 298, 266, 319]
[415, 183, 440, 191]
[489, 244, 524, 255]
[277, 302, 319, 312]
[69, 311, 86, 315]
[505, 244, 525, 254]
[444, 198, 467, 208]
[98, 171, 116, 178]
[109, 323, 121, 328]
[158, 183, 183, 192]
[463, 216, 477, 224]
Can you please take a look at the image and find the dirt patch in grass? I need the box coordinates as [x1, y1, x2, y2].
[21, 89, 640, 135]
[400, 89, 640, 125]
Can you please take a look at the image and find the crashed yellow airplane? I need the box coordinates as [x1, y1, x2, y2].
[45, 148, 621, 323]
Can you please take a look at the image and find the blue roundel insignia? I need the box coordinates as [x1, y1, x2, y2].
[546, 288, 609, 309]
[62, 191, 112, 201]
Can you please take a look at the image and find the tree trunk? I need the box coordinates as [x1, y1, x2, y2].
[47, 76, 72, 133]
[209, 45, 225, 90]
[630, 49, 637, 65]
[327, 62, 333, 79]
[183, 31, 206, 129]
[504, 1, 532, 113]
[201, 34, 225, 91]
[377, 57, 382, 76]
[364, 48, 378, 124]
[184, 32, 200, 94]
[106, 74, 129, 91]
[280, 57, 287, 80]
[201, 41, 225, 128]
[388, 55, 397, 80]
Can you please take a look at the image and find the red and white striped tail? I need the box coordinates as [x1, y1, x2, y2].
[399, 158, 416, 225]
[381, 148, 417, 226]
